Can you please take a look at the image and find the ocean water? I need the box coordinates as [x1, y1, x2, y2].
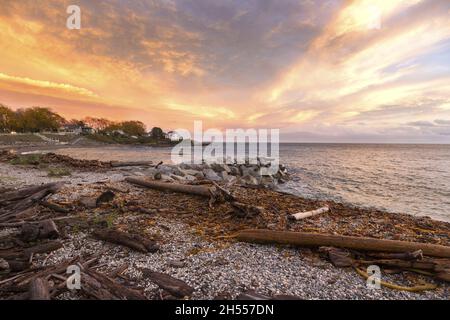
[53, 144, 450, 222]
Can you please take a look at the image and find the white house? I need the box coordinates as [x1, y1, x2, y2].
[166, 131, 182, 141]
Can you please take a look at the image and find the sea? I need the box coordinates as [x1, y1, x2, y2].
[51, 143, 450, 222]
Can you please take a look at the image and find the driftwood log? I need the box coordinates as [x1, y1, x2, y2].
[29, 278, 50, 300]
[110, 161, 153, 167]
[125, 178, 213, 198]
[236, 229, 450, 258]
[290, 206, 330, 221]
[93, 229, 159, 253]
[20, 220, 60, 242]
[81, 268, 146, 300]
[143, 270, 194, 298]
[0, 241, 63, 260]
[0, 182, 64, 223]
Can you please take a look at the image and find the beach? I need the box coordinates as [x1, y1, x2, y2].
[0, 146, 449, 300]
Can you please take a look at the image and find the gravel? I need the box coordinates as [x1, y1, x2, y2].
[2, 162, 449, 300]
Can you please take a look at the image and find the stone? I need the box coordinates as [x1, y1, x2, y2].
[242, 175, 259, 185]
[167, 259, 186, 268]
[202, 168, 222, 181]
[161, 174, 174, 182]
[219, 171, 229, 180]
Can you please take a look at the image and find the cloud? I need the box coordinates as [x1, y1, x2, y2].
[0, 0, 449, 142]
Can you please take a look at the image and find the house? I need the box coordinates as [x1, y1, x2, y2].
[60, 124, 83, 134]
[166, 131, 182, 141]
[60, 124, 95, 135]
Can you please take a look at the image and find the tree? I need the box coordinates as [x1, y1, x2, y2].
[149, 127, 165, 139]
[13, 107, 65, 132]
[83, 117, 113, 131]
[120, 121, 146, 136]
[0, 104, 15, 132]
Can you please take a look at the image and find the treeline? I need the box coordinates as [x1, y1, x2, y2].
[0, 105, 64, 133]
[0, 104, 156, 137]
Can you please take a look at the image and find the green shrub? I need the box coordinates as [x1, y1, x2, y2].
[47, 167, 72, 177]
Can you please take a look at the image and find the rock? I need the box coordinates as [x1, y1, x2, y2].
[154, 172, 162, 180]
[211, 163, 231, 173]
[230, 166, 240, 176]
[319, 247, 354, 268]
[157, 165, 175, 175]
[184, 175, 197, 182]
[167, 259, 185, 268]
[79, 197, 97, 209]
[202, 168, 222, 181]
[242, 175, 259, 185]
[219, 171, 229, 180]
[161, 174, 175, 182]
[96, 190, 115, 206]
[181, 169, 202, 176]
[223, 175, 237, 184]
[240, 165, 261, 178]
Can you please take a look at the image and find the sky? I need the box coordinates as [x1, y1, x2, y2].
[0, 0, 449, 143]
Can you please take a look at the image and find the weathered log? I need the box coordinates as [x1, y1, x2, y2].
[125, 178, 213, 198]
[29, 278, 50, 300]
[5, 260, 30, 272]
[40, 201, 70, 213]
[22, 241, 63, 259]
[366, 250, 423, 261]
[82, 268, 146, 300]
[0, 182, 63, 204]
[93, 229, 159, 253]
[290, 206, 329, 221]
[110, 161, 153, 167]
[20, 220, 60, 242]
[359, 258, 450, 272]
[236, 229, 450, 258]
[143, 270, 194, 298]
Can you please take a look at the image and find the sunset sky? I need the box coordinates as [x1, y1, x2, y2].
[0, 0, 449, 142]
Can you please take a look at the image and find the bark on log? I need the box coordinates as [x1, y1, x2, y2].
[236, 229, 450, 258]
[126, 178, 213, 198]
[143, 270, 194, 298]
[93, 229, 159, 253]
[29, 278, 50, 300]
[290, 206, 329, 221]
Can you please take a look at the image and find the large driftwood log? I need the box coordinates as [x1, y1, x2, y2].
[143, 270, 194, 298]
[29, 278, 50, 300]
[236, 229, 450, 258]
[93, 229, 159, 253]
[290, 206, 329, 221]
[126, 178, 213, 198]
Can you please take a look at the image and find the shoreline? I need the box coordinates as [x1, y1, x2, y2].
[0, 151, 449, 300]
